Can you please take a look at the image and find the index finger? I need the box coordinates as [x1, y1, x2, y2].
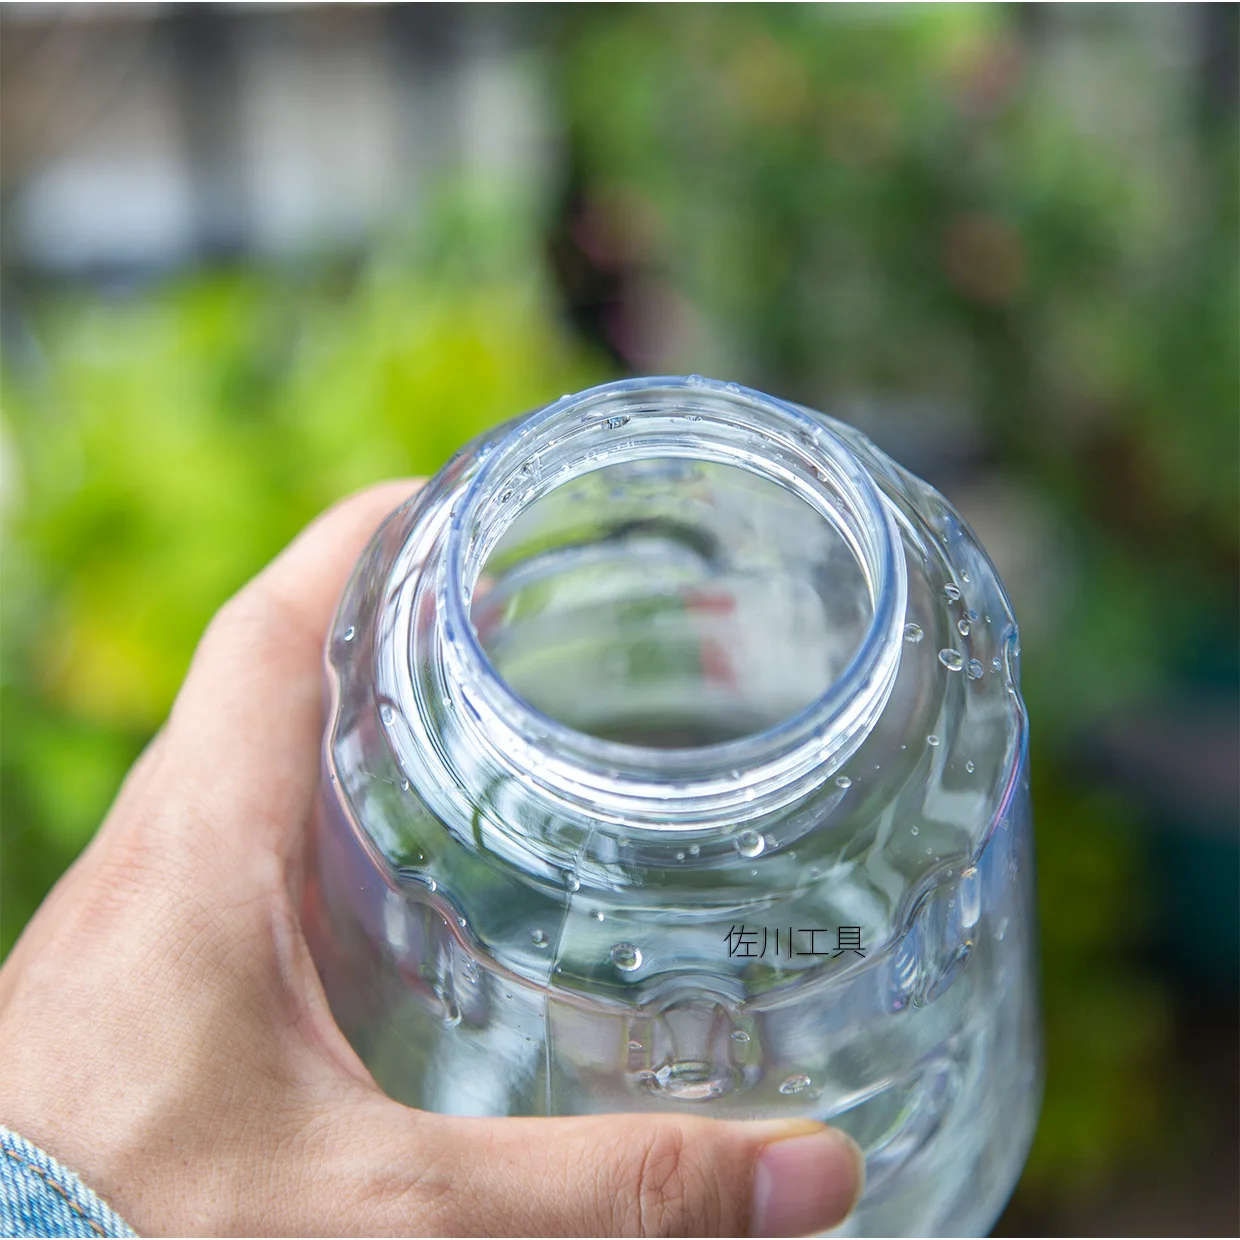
[158, 480, 423, 858]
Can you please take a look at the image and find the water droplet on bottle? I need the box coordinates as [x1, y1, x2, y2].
[379, 703, 395, 724]
[967, 659, 985, 679]
[531, 929, 548, 948]
[779, 1072, 812, 1095]
[957, 618, 971, 637]
[427, 878, 437, 893]
[567, 875, 581, 892]
[342, 625, 355, 642]
[736, 830, 766, 858]
[961, 570, 971, 583]
[903, 622, 924, 643]
[462, 960, 479, 983]
[911, 825, 920, 836]
[688, 844, 701, 857]
[731, 1030, 750, 1043]
[628, 1040, 642, 1051]
[499, 488, 513, 504]
[968, 608, 979, 622]
[835, 774, 852, 789]
[991, 656, 1003, 672]
[944, 583, 962, 602]
[591, 909, 605, 921]
[604, 414, 630, 430]
[927, 734, 940, 746]
[610, 943, 642, 972]
[675, 851, 685, 861]
[939, 649, 965, 671]
[966, 760, 975, 773]
[400, 778, 410, 792]
[457, 916, 467, 928]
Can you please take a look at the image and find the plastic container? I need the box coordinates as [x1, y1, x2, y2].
[305, 376, 1041, 1236]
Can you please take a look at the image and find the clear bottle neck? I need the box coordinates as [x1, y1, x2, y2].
[419, 376, 907, 842]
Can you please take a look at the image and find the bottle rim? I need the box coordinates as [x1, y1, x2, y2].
[433, 375, 908, 826]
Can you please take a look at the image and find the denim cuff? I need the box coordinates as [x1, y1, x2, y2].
[0, 1126, 136, 1238]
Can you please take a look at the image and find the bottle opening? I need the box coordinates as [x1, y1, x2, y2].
[470, 456, 875, 749]
[439, 376, 906, 822]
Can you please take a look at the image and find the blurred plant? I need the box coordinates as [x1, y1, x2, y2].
[549, 0, 1238, 1204]
[0, 193, 609, 956]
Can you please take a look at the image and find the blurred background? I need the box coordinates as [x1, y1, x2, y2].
[1, 3, 1236, 1233]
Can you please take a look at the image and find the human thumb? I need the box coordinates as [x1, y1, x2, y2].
[364, 1108, 864, 1237]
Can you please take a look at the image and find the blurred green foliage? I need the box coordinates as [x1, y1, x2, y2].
[1, 214, 608, 956]
[1, 0, 1235, 1219]
[552, 3, 1238, 1200]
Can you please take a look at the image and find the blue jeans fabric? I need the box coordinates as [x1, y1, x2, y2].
[0, 1126, 135, 1238]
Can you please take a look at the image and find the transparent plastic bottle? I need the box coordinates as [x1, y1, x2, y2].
[305, 376, 1041, 1236]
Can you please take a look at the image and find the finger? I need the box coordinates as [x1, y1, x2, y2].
[153, 480, 423, 857]
[344, 1108, 864, 1238]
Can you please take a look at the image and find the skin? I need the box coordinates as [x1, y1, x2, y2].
[0, 482, 863, 1238]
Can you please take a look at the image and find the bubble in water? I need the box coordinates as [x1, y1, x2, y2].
[967, 659, 985, 679]
[531, 929, 549, 948]
[938, 649, 965, 671]
[379, 703, 395, 725]
[968, 608, 979, 622]
[927, 734, 941, 747]
[675, 851, 686, 862]
[725, 382, 742, 394]
[911, 825, 920, 836]
[499, 488, 513, 504]
[457, 916, 467, 928]
[991, 656, 1003, 672]
[342, 626, 355, 642]
[944, 583, 962, 602]
[591, 909, 605, 922]
[462, 960, 479, 983]
[567, 875, 581, 892]
[736, 830, 766, 858]
[688, 844, 701, 857]
[610, 943, 642, 972]
[604, 414, 630, 430]
[731, 1030, 751, 1043]
[427, 878, 437, 893]
[400, 778, 410, 792]
[779, 1073, 812, 1095]
[961, 571, 971, 584]
[966, 760, 975, 773]
[835, 774, 852, 789]
[957, 618, 971, 637]
[903, 622, 924, 643]
[687, 374, 707, 388]
[628, 1040, 642, 1051]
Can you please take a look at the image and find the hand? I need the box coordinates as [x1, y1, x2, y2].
[0, 482, 863, 1237]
